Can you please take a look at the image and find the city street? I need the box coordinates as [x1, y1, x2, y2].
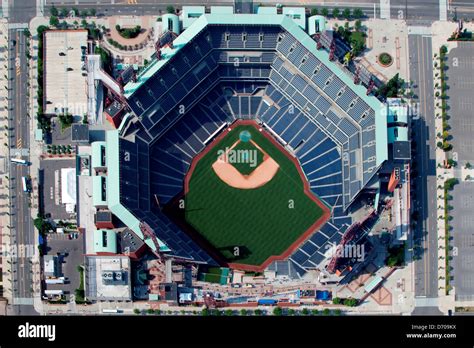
[7, 27, 37, 315]
[408, 34, 441, 314]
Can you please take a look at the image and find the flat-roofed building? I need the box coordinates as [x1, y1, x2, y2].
[84, 255, 132, 301]
[44, 30, 88, 117]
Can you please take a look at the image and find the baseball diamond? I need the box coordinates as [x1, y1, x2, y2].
[183, 120, 330, 270]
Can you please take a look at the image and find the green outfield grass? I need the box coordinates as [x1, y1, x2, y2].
[185, 124, 325, 267]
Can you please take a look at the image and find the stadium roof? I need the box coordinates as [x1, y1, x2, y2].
[123, 13, 387, 169]
[104, 131, 169, 252]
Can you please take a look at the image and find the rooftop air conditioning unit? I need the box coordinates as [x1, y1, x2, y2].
[114, 271, 122, 280]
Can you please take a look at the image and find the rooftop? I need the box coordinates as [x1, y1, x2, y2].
[93, 229, 117, 254]
[84, 255, 132, 301]
[105, 100, 124, 118]
[117, 229, 145, 255]
[44, 30, 88, 116]
[71, 124, 90, 142]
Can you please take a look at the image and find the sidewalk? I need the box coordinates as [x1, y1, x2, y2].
[0, 18, 13, 305]
[430, 21, 459, 314]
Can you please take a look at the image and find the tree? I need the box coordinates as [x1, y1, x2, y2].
[49, 16, 60, 27]
[287, 308, 296, 316]
[445, 178, 459, 190]
[90, 8, 97, 16]
[301, 308, 309, 316]
[50, 6, 59, 17]
[343, 298, 358, 307]
[224, 309, 233, 316]
[349, 31, 365, 56]
[166, 5, 175, 14]
[37, 25, 49, 36]
[377, 73, 405, 99]
[354, 19, 362, 32]
[447, 158, 457, 167]
[273, 307, 283, 316]
[332, 297, 342, 305]
[201, 308, 209, 316]
[80, 9, 88, 18]
[353, 8, 364, 19]
[311, 8, 319, 16]
[240, 309, 248, 316]
[332, 8, 340, 18]
[466, 162, 472, 169]
[321, 8, 329, 17]
[343, 8, 351, 20]
[322, 308, 331, 316]
[60, 8, 69, 17]
[254, 309, 263, 316]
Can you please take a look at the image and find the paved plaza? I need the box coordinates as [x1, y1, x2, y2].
[452, 182, 474, 301]
[446, 42, 474, 165]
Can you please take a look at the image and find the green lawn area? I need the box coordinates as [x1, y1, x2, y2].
[185, 123, 325, 267]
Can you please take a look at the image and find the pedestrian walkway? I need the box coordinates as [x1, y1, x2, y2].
[380, 0, 391, 20]
[13, 297, 34, 305]
[414, 297, 438, 307]
[408, 26, 432, 36]
[439, 0, 448, 21]
[1, 0, 8, 19]
[8, 23, 28, 29]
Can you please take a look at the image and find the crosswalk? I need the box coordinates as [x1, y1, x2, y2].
[13, 297, 34, 305]
[408, 26, 432, 36]
[8, 23, 28, 30]
[439, 0, 448, 21]
[17, 138, 22, 148]
[380, 0, 391, 19]
[1, 0, 8, 19]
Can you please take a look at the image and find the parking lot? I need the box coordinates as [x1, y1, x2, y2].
[50, 120, 73, 145]
[39, 158, 76, 221]
[447, 42, 474, 164]
[45, 232, 84, 298]
[452, 182, 474, 300]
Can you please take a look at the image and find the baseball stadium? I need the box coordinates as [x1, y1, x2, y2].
[101, 10, 389, 277]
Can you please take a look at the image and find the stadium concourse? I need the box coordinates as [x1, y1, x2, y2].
[95, 11, 390, 279]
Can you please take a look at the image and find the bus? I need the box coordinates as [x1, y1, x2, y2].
[21, 176, 30, 192]
[102, 309, 121, 314]
[11, 158, 29, 166]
